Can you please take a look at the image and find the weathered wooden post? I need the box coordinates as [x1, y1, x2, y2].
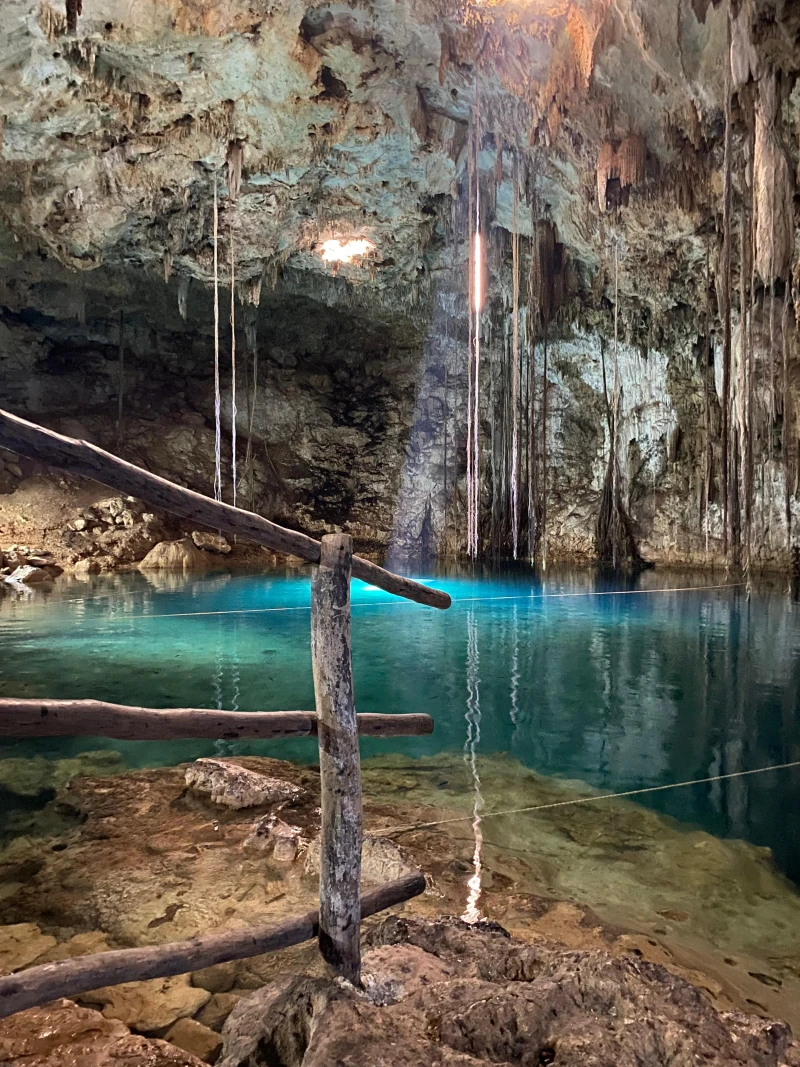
[310, 532, 362, 985]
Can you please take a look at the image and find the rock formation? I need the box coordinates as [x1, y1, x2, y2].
[0, 0, 798, 567]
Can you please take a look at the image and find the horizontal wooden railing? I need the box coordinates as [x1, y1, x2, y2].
[0, 408, 450, 610]
[0, 700, 434, 740]
[0, 873, 425, 1020]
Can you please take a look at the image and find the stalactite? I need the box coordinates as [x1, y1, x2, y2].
[596, 238, 641, 569]
[243, 307, 258, 511]
[720, 2, 733, 557]
[541, 321, 548, 570]
[703, 244, 712, 558]
[162, 249, 173, 285]
[738, 202, 749, 576]
[116, 309, 124, 449]
[226, 140, 244, 205]
[782, 287, 793, 545]
[230, 228, 238, 508]
[510, 157, 520, 559]
[213, 173, 222, 503]
[65, 0, 81, 34]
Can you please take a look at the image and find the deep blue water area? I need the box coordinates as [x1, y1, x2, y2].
[1, 565, 799, 883]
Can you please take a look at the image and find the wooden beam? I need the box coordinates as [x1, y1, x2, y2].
[0, 872, 425, 1020]
[0, 700, 434, 740]
[0, 408, 451, 610]
[311, 533, 362, 985]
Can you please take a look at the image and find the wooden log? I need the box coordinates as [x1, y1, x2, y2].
[0, 408, 451, 610]
[311, 533, 362, 985]
[0, 872, 425, 1020]
[0, 700, 434, 740]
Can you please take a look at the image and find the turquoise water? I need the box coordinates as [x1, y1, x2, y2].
[1, 565, 799, 883]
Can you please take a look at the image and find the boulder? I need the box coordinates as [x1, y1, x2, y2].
[81, 973, 210, 1033]
[185, 759, 304, 810]
[218, 916, 800, 1067]
[0, 922, 57, 972]
[139, 538, 213, 572]
[243, 814, 303, 860]
[166, 1018, 223, 1064]
[192, 531, 232, 555]
[196, 993, 242, 1033]
[73, 557, 102, 575]
[5, 564, 53, 585]
[0, 998, 206, 1066]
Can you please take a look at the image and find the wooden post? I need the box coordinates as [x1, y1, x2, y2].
[311, 533, 362, 985]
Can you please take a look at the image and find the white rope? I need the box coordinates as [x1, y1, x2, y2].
[213, 174, 222, 503]
[373, 759, 800, 838]
[230, 228, 238, 508]
[68, 581, 746, 620]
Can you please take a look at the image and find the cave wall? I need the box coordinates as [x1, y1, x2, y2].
[0, 0, 799, 570]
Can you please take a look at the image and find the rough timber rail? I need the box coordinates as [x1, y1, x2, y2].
[0, 406, 450, 1014]
[0, 700, 434, 741]
[0, 407, 450, 610]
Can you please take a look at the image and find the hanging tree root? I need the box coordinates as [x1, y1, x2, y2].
[595, 448, 644, 571]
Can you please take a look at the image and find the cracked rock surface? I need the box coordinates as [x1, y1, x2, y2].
[218, 915, 800, 1067]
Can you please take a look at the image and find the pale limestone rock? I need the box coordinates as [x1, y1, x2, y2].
[5, 564, 52, 585]
[73, 557, 101, 575]
[0, 922, 57, 973]
[185, 759, 303, 810]
[191, 531, 232, 555]
[81, 973, 210, 1033]
[196, 993, 242, 1033]
[243, 814, 303, 861]
[139, 538, 213, 572]
[166, 1018, 223, 1064]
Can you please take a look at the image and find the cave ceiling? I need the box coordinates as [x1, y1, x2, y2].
[0, 0, 797, 339]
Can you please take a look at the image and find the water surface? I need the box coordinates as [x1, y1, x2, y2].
[1, 565, 799, 883]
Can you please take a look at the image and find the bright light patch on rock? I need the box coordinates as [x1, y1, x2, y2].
[317, 238, 375, 265]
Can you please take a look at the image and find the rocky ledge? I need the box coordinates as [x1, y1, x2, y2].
[1, 753, 800, 1063]
[217, 915, 800, 1067]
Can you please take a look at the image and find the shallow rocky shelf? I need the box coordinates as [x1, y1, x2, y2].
[0, 751, 799, 1062]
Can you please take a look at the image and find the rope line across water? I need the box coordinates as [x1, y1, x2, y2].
[68, 582, 746, 622]
[372, 759, 800, 838]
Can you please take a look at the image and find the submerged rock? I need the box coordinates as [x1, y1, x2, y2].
[218, 916, 800, 1067]
[244, 814, 304, 861]
[0, 998, 206, 1066]
[0, 750, 124, 800]
[304, 833, 415, 885]
[185, 759, 304, 810]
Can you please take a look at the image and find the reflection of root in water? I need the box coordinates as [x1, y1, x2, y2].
[213, 616, 230, 757]
[462, 609, 485, 924]
[509, 604, 519, 729]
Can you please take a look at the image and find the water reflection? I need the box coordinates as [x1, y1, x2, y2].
[2, 566, 799, 884]
[462, 609, 485, 924]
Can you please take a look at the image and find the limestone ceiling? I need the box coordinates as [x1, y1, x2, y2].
[0, 0, 795, 331]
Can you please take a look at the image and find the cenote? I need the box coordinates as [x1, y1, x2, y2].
[3, 564, 799, 886]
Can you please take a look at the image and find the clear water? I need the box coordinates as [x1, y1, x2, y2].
[1, 566, 799, 884]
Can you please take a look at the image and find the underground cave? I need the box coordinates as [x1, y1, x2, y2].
[1, 0, 800, 1064]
